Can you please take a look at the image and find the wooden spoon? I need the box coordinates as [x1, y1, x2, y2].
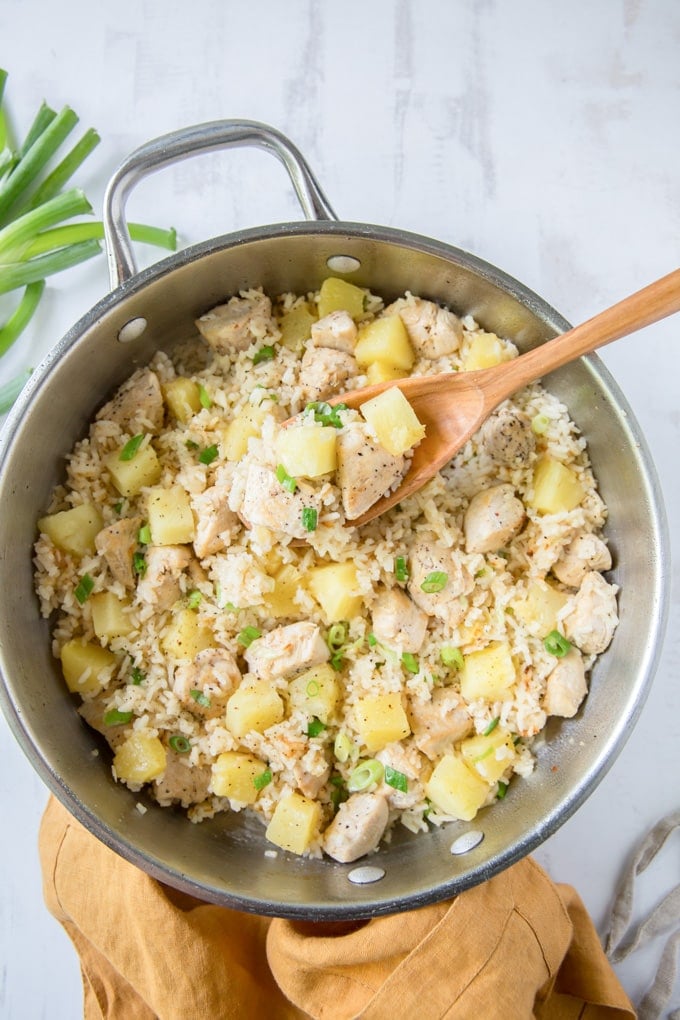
[331, 268, 680, 527]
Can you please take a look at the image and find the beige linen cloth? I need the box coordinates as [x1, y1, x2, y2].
[40, 796, 636, 1020]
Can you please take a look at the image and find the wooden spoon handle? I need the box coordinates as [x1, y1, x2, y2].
[482, 268, 680, 405]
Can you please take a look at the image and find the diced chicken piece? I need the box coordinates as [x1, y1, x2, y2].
[245, 622, 330, 681]
[479, 407, 535, 465]
[136, 545, 192, 611]
[388, 296, 463, 359]
[153, 749, 211, 807]
[371, 588, 428, 653]
[407, 538, 474, 627]
[95, 516, 142, 589]
[376, 741, 424, 809]
[336, 424, 405, 520]
[298, 347, 358, 403]
[464, 484, 525, 554]
[96, 367, 164, 435]
[238, 463, 323, 540]
[310, 310, 357, 353]
[323, 792, 389, 863]
[192, 485, 239, 559]
[78, 691, 129, 750]
[173, 647, 241, 719]
[543, 649, 587, 718]
[562, 571, 618, 655]
[195, 292, 274, 354]
[409, 688, 474, 760]
[552, 533, 613, 588]
[294, 761, 331, 800]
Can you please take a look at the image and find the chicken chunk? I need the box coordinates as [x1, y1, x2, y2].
[237, 463, 324, 540]
[195, 292, 274, 354]
[192, 485, 239, 559]
[322, 792, 389, 864]
[78, 690, 129, 750]
[298, 347, 358, 403]
[562, 571, 618, 655]
[479, 407, 535, 465]
[336, 424, 405, 520]
[387, 296, 463, 359]
[244, 622, 330, 681]
[95, 516, 142, 589]
[136, 545, 192, 611]
[173, 647, 241, 719]
[96, 367, 164, 435]
[376, 741, 424, 809]
[464, 484, 525, 554]
[409, 688, 474, 760]
[542, 649, 587, 718]
[371, 588, 429, 653]
[153, 749, 211, 807]
[552, 533, 612, 588]
[310, 310, 357, 353]
[407, 538, 474, 627]
[294, 760, 331, 800]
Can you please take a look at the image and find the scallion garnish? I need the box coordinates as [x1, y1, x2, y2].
[254, 768, 272, 791]
[275, 463, 297, 493]
[482, 717, 500, 736]
[543, 630, 572, 658]
[185, 439, 200, 451]
[401, 652, 419, 674]
[330, 776, 349, 811]
[74, 572, 94, 604]
[394, 555, 409, 582]
[133, 551, 146, 577]
[367, 632, 378, 648]
[306, 679, 320, 697]
[252, 344, 275, 365]
[237, 626, 261, 648]
[301, 507, 318, 532]
[119, 433, 144, 461]
[420, 571, 448, 593]
[330, 651, 344, 670]
[138, 523, 151, 545]
[327, 622, 348, 651]
[130, 667, 145, 685]
[497, 780, 509, 799]
[113, 501, 123, 515]
[190, 689, 211, 708]
[334, 731, 353, 763]
[306, 717, 326, 738]
[197, 384, 212, 409]
[440, 645, 464, 670]
[384, 766, 408, 793]
[169, 734, 191, 754]
[531, 413, 550, 436]
[199, 444, 219, 466]
[347, 759, 384, 793]
[304, 400, 347, 428]
[187, 589, 202, 610]
[103, 708, 133, 726]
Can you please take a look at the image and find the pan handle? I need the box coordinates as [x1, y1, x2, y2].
[103, 120, 338, 289]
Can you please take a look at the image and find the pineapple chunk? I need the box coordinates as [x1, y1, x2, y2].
[162, 378, 202, 423]
[275, 426, 337, 478]
[279, 303, 317, 352]
[460, 727, 516, 783]
[265, 791, 322, 855]
[463, 333, 506, 371]
[113, 733, 167, 784]
[354, 315, 415, 371]
[60, 639, 118, 695]
[317, 277, 366, 321]
[221, 403, 271, 462]
[105, 442, 162, 498]
[161, 608, 214, 659]
[225, 681, 284, 738]
[288, 664, 340, 723]
[209, 751, 267, 804]
[263, 564, 303, 618]
[366, 360, 409, 385]
[512, 580, 569, 635]
[38, 503, 104, 557]
[147, 486, 195, 545]
[425, 753, 489, 821]
[354, 693, 411, 753]
[528, 457, 585, 514]
[90, 592, 135, 640]
[460, 641, 516, 702]
[307, 561, 363, 623]
[360, 386, 426, 456]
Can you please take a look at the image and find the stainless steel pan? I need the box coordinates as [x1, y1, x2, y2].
[0, 122, 669, 919]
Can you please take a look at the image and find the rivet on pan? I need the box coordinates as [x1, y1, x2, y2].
[450, 830, 484, 856]
[326, 255, 361, 274]
[117, 317, 148, 343]
[347, 865, 385, 885]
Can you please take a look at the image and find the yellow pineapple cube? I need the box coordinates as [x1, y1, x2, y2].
[512, 580, 569, 635]
[279, 303, 317, 352]
[161, 608, 214, 659]
[463, 333, 507, 371]
[221, 403, 271, 462]
[307, 561, 363, 623]
[528, 457, 585, 514]
[225, 682, 284, 738]
[360, 386, 426, 456]
[90, 592, 135, 640]
[210, 751, 268, 804]
[288, 664, 340, 723]
[264, 564, 303, 618]
[354, 315, 415, 371]
[354, 693, 411, 752]
[162, 378, 202, 423]
[425, 753, 490, 820]
[365, 360, 409, 385]
[317, 277, 366, 321]
[275, 425, 337, 478]
[265, 791, 322, 855]
[60, 639, 118, 695]
[38, 503, 103, 557]
[460, 641, 516, 701]
[460, 727, 516, 782]
[113, 732, 167, 784]
[147, 486, 195, 545]
[105, 442, 161, 498]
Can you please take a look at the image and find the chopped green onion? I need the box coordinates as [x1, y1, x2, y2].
[440, 645, 464, 670]
[254, 768, 272, 791]
[330, 651, 344, 670]
[473, 745, 495, 764]
[347, 759, 384, 793]
[185, 439, 200, 451]
[304, 400, 347, 428]
[130, 667, 145, 685]
[187, 589, 202, 610]
[190, 689, 211, 708]
[169, 734, 191, 754]
[275, 463, 297, 493]
[401, 652, 419, 674]
[384, 766, 409, 793]
[74, 572, 94, 604]
[237, 626, 261, 648]
[394, 555, 409, 582]
[133, 551, 146, 577]
[543, 630, 572, 658]
[330, 776, 349, 811]
[326, 622, 348, 651]
[334, 731, 353, 763]
[199, 444, 219, 465]
[119, 433, 144, 461]
[223, 601, 239, 614]
[252, 344, 275, 365]
[197, 384, 212, 408]
[531, 412, 550, 436]
[306, 679, 320, 697]
[497, 780, 509, 799]
[420, 571, 448, 593]
[138, 524, 151, 545]
[113, 501, 123, 515]
[307, 717, 326, 738]
[103, 708, 133, 726]
[301, 507, 318, 532]
[482, 717, 500, 736]
[367, 632, 378, 648]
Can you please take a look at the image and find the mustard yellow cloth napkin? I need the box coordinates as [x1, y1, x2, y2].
[40, 797, 635, 1019]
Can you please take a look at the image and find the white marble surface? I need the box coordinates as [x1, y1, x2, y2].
[1, 1, 678, 1015]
